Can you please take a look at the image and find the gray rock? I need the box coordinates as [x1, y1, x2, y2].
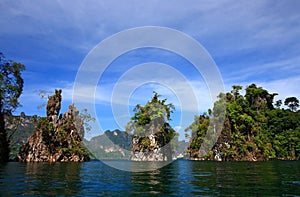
[16, 90, 90, 162]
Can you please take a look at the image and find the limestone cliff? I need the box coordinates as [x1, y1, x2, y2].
[127, 92, 177, 161]
[130, 132, 173, 161]
[211, 117, 265, 161]
[16, 90, 90, 162]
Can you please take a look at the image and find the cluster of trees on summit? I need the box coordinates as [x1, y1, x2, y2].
[186, 85, 300, 160]
[1, 52, 299, 162]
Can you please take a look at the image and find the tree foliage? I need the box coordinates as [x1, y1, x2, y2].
[187, 84, 300, 160]
[185, 114, 210, 158]
[284, 97, 299, 112]
[0, 53, 25, 162]
[126, 92, 177, 160]
[126, 91, 175, 138]
[0, 53, 25, 113]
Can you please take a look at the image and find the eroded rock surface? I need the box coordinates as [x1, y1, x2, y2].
[16, 90, 90, 162]
[130, 133, 172, 161]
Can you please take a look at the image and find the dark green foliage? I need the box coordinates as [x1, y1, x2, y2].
[39, 117, 55, 146]
[126, 92, 177, 160]
[245, 83, 276, 110]
[284, 97, 299, 112]
[0, 53, 25, 113]
[126, 92, 175, 137]
[185, 114, 210, 158]
[187, 84, 300, 160]
[0, 52, 25, 162]
[126, 92, 176, 140]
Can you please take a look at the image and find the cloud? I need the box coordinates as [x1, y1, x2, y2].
[223, 56, 300, 84]
[2, 0, 300, 68]
[15, 80, 75, 116]
[1, 1, 297, 53]
[2, 0, 300, 141]
[257, 76, 300, 101]
[72, 65, 213, 113]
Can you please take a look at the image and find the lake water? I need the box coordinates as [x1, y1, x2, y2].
[1, 160, 300, 196]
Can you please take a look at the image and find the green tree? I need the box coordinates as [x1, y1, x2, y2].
[185, 114, 210, 158]
[284, 97, 299, 112]
[274, 100, 282, 108]
[126, 92, 175, 137]
[187, 83, 300, 161]
[231, 85, 243, 99]
[245, 84, 276, 111]
[126, 92, 176, 160]
[0, 52, 25, 162]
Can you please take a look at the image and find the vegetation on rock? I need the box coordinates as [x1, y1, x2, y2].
[16, 90, 91, 162]
[187, 84, 300, 161]
[126, 92, 177, 161]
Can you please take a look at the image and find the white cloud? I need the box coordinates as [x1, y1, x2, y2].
[224, 56, 300, 83]
[96, 63, 214, 113]
[2, 0, 300, 140]
[2, 0, 299, 56]
[257, 76, 300, 102]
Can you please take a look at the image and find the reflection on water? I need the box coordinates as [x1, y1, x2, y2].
[102, 160, 171, 172]
[0, 160, 300, 196]
[24, 162, 82, 196]
[130, 165, 174, 195]
[0, 162, 82, 196]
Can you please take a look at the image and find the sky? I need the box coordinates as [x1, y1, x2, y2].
[1, 0, 300, 140]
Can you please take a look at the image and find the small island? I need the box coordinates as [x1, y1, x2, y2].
[126, 92, 177, 161]
[187, 84, 300, 161]
[16, 90, 90, 162]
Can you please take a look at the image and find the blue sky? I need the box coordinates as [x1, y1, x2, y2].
[1, 0, 300, 140]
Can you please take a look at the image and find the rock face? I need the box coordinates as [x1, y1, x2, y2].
[209, 118, 264, 162]
[130, 133, 172, 161]
[16, 90, 90, 162]
[46, 89, 62, 125]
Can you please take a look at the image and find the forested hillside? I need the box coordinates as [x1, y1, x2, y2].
[187, 84, 300, 161]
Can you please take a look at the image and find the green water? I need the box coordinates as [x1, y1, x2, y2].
[0, 160, 299, 196]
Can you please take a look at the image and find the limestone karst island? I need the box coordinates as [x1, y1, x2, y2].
[1, 53, 300, 163]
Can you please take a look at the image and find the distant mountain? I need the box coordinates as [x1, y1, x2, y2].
[84, 129, 132, 160]
[5, 114, 38, 160]
[85, 130, 189, 160]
